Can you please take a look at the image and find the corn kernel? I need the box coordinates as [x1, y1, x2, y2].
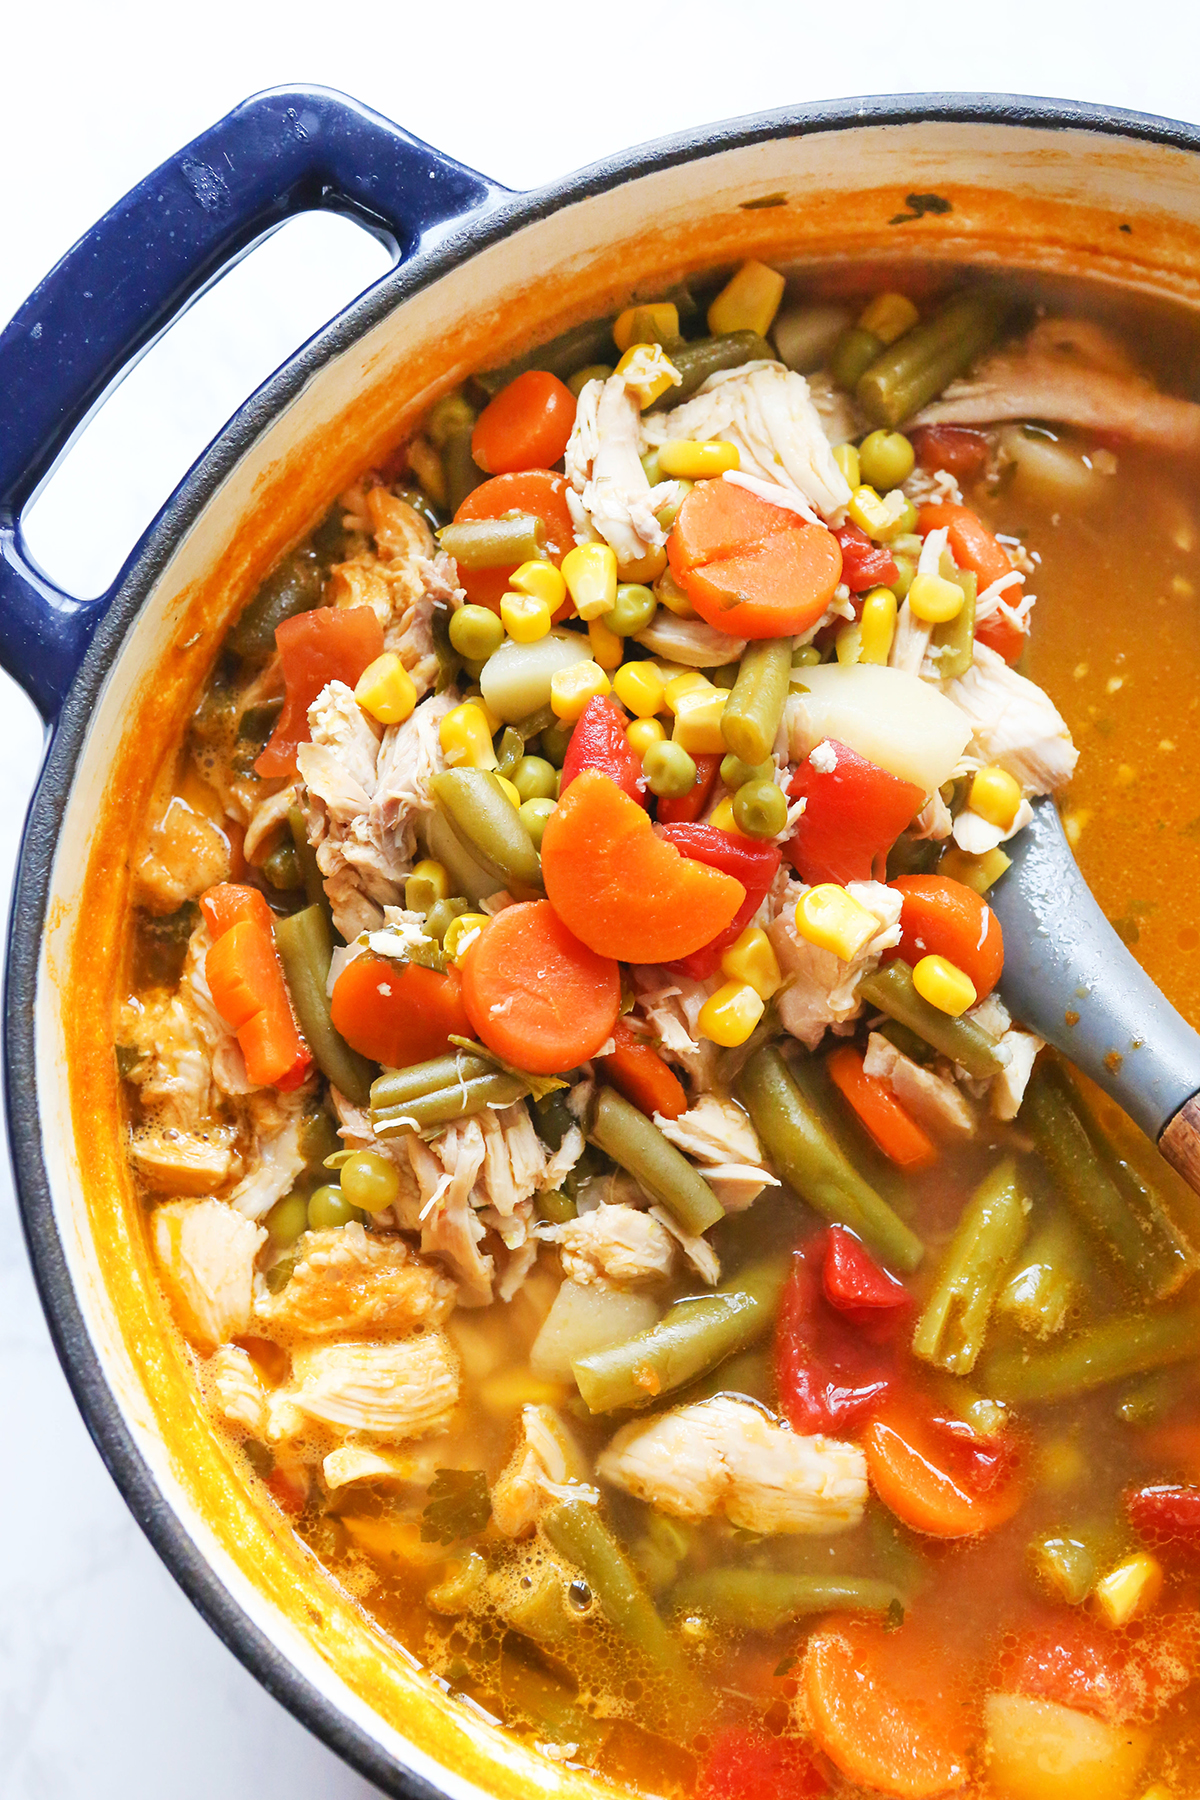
[698, 980, 766, 1047]
[626, 716, 666, 754]
[835, 622, 863, 666]
[613, 661, 665, 719]
[937, 846, 1012, 895]
[913, 953, 977, 1016]
[707, 260, 786, 339]
[720, 926, 782, 999]
[617, 544, 668, 584]
[500, 590, 552, 643]
[443, 911, 490, 963]
[858, 291, 920, 345]
[908, 572, 966, 623]
[708, 795, 747, 836]
[588, 614, 624, 670]
[496, 775, 522, 809]
[616, 342, 681, 410]
[550, 660, 610, 720]
[439, 702, 498, 770]
[832, 442, 860, 489]
[354, 651, 417, 725]
[612, 301, 680, 354]
[509, 559, 567, 609]
[1093, 1553, 1163, 1629]
[664, 670, 710, 713]
[672, 685, 727, 755]
[794, 884, 879, 962]
[655, 568, 697, 618]
[970, 764, 1022, 832]
[657, 438, 740, 480]
[859, 586, 898, 665]
[404, 859, 451, 912]
[561, 542, 618, 619]
[847, 484, 902, 541]
[1140, 1786, 1176, 1800]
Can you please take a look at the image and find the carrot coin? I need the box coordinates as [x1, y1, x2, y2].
[461, 900, 621, 1075]
[452, 469, 577, 610]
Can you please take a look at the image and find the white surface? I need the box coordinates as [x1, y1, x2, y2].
[2, 2, 1199, 1792]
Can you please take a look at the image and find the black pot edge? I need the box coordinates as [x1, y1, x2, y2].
[6, 89, 1197, 1798]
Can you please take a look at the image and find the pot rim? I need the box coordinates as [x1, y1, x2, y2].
[8, 88, 1199, 1797]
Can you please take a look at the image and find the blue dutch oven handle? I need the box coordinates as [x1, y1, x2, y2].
[0, 85, 503, 720]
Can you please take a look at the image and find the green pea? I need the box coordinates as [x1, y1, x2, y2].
[721, 753, 774, 791]
[568, 363, 613, 398]
[518, 797, 556, 848]
[307, 1185, 362, 1230]
[540, 719, 574, 768]
[604, 584, 657, 637]
[639, 450, 661, 485]
[262, 840, 301, 891]
[654, 479, 692, 531]
[859, 428, 915, 491]
[733, 779, 788, 839]
[792, 644, 822, 668]
[449, 605, 505, 662]
[644, 739, 697, 800]
[341, 1150, 401, 1213]
[265, 1191, 309, 1248]
[425, 896, 469, 942]
[512, 755, 558, 803]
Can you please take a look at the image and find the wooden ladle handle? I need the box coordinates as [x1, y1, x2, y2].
[1159, 1093, 1200, 1198]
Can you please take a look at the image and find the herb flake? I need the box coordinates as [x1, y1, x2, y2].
[421, 1468, 491, 1544]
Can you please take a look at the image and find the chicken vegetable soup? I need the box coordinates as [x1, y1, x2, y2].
[122, 263, 1200, 1798]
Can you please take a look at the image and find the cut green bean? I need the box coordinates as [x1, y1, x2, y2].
[425, 393, 483, 514]
[287, 806, 334, 928]
[432, 769, 543, 900]
[438, 514, 547, 571]
[737, 1047, 923, 1271]
[1024, 1063, 1191, 1300]
[228, 546, 323, 662]
[928, 571, 977, 681]
[646, 332, 774, 409]
[858, 962, 1008, 1081]
[831, 325, 883, 391]
[537, 1189, 577, 1225]
[572, 1256, 786, 1414]
[273, 906, 375, 1105]
[997, 1208, 1086, 1339]
[912, 1159, 1028, 1374]
[371, 1053, 494, 1113]
[589, 1086, 723, 1236]
[495, 726, 525, 779]
[721, 638, 792, 766]
[980, 1303, 1200, 1404]
[496, 1651, 609, 1761]
[669, 1570, 905, 1634]
[514, 703, 557, 743]
[372, 1069, 528, 1136]
[856, 290, 1011, 429]
[475, 316, 618, 397]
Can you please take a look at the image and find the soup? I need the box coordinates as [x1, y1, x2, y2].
[118, 262, 1200, 1798]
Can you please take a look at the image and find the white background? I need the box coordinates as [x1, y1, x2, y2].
[2, 3, 1200, 1793]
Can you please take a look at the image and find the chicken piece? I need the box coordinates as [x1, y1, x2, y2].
[910, 789, 954, 843]
[328, 488, 443, 697]
[370, 689, 452, 868]
[991, 1029, 1044, 1121]
[598, 1397, 867, 1535]
[285, 1331, 460, 1438]
[913, 316, 1200, 452]
[862, 1031, 977, 1141]
[951, 798, 1034, 856]
[255, 1222, 456, 1336]
[475, 1103, 547, 1219]
[491, 1404, 595, 1537]
[544, 1204, 677, 1289]
[655, 1096, 779, 1212]
[134, 790, 232, 915]
[565, 370, 680, 563]
[768, 880, 903, 1050]
[806, 368, 867, 448]
[649, 1205, 720, 1286]
[634, 612, 747, 668]
[322, 1444, 418, 1489]
[228, 1109, 306, 1220]
[630, 969, 716, 1088]
[643, 361, 852, 518]
[152, 1198, 266, 1350]
[944, 643, 1078, 795]
[242, 784, 297, 866]
[120, 991, 218, 1131]
[129, 1124, 238, 1195]
[543, 1123, 586, 1191]
[406, 1118, 495, 1306]
[207, 1343, 269, 1435]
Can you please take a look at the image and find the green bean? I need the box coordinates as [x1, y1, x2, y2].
[912, 1160, 1027, 1374]
[298, 1103, 341, 1172]
[856, 290, 1011, 429]
[425, 393, 483, 514]
[372, 1070, 528, 1136]
[273, 906, 374, 1104]
[736, 1047, 923, 1272]
[515, 703, 557, 743]
[495, 726, 525, 780]
[997, 1209, 1086, 1339]
[670, 1570, 905, 1634]
[390, 484, 444, 538]
[474, 316, 618, 397]
[542, 1501, 702, 1714]
[572, 1256, 786, 1413]
[287, 806, 333, 927]
[630, 1512, 693, 1596]
[857, 962, 1008, 1080]
[1029, 1533, 1096, 1606]
[430, 605, 463, 694]
[371, 1053, 494, 1113]
[438, 514, 546, 571]
[1024, 1063, 1191, 1300]
[588, 1087, 723, 1235]
[1115, 1363, 1200, 1426]
[228, 546, 323, 661]
[537, 1189, 577, 1225]
[928, 570, 976, 681]
[646, 332, 774, 409]
[876, 1019, 934, 1063]
[423, 896, 469, 943]
[721, 638, 792, 766]
[831, 325, 883, 391]
[432, 769, 543, 901]
[687, 1346, 773, 1406]
[496, 1649, 609, 1760]
[980, 1303, 1200, 1404]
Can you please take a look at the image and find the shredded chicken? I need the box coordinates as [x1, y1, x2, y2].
[544, 1204, 676, 1288]
[229, 1105, 306, 1220]
[207, 1343, 269, 1435]
[631, 968, 715, 1088]
[322, 1444, 418, 1488]
[598, 1397, 868, 1535]
[656, 1096, 779, 1211]
[768, 880, 903, 1049]
[284, 1332, 460, 1438]
[634, 611, 747, 668]
[255, 1222, 456, 1336]
[945, 643, 1078, 796]
[492, 1404, 596, 1537]
[133, 776, 231, 915]
[152, 1198, 266, 1350]
[952, 798, 1034, 855]
[991, 1029, 1044, 1121]
[565, 370, 679, 563]
[862, 1032, 977, 1140]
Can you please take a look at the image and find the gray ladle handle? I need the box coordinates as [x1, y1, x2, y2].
[989, 798, 1200, 1149]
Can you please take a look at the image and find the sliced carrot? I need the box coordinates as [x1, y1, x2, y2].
[452, 470, 577, 611]
[864, 1397, 1026, 1538]
[888, 874, 1004, 1002]
[916, 501, 1013, 592]
[200, 881, 275, 939]
[826, 1044, 936, 1170]
[667, 479, 842, 639]
[600, 1018, 688, 1121]
[205, 915, 311, 1090]
[540, 769, 745, 963]
[803, 1618, 976, 1798]
[256, 605, 384, 778]
[330, 954, 471, 1069]
[460, 900, 620, 1075]
[471, 371, 576, 476]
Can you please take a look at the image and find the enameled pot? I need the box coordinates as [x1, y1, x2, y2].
[5, 85, 1200, 1800]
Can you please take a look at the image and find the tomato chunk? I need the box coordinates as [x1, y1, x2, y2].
[256, 606, 384, 778]
[774, 1236, 908, 1434]
[658, 824, 781, 980]
[1127, 1483, 1200, 1557]
[786, 740, 923, 885]
[560, 695, 646, 804]
[832, 522, 899, 594]
[698, 1728, 828, 1800]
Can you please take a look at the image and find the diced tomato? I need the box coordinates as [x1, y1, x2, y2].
[657, 824, 781, 980]
[656, 752, 721, 825]
[999, 1609, 1200, 1724]
[785, 740, 924, 886]
[774, 1236, 908, 1434]
[697, 1728, 828, 1800]
[256, 605, 385, 778]
[822, 1224, 910, 1327]
[560, 696, 645, 804]
[909, 425, 990, 483]
[865, 1396, 1025, 1538]
[266, 1465, 309, 1514]
[1127, 1483, 1200, 1557]
[831, 523, 898, 594]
